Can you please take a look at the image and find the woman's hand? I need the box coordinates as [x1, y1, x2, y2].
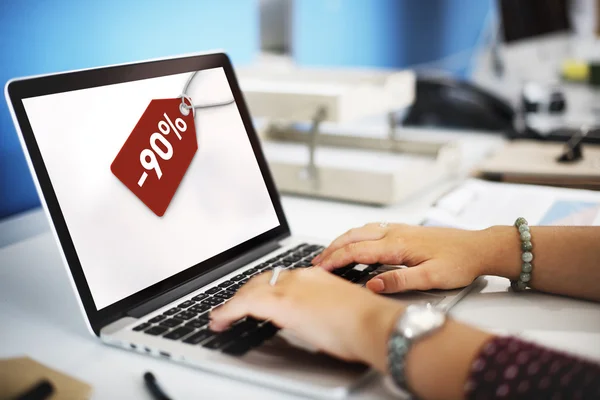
[209, 267, 404, 372]
[312, 223, 504, 294]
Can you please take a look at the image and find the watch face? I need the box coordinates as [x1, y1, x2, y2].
[399, 304, 445, 340]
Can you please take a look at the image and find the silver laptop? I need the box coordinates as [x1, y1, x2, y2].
[5, 52, 477, 399]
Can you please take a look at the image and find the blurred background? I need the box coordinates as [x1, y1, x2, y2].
[2, 0, 600, 220]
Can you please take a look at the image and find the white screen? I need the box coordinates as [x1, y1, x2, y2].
[22, 67, 280, 310]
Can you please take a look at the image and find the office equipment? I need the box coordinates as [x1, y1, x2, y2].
[423, 178, 600, 229]
[5, 52, 476, 399]
[0, 356, 92, 400]
[402, 74, 515, 133]
[238, 65, 462, 205]
[474, 138, 600, 189]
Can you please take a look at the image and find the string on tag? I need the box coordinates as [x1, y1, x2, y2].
[179, 70, 235, 117]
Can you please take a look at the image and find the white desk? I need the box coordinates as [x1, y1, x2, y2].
[2, 195, 600, 400]
[2, 128, 600, 399]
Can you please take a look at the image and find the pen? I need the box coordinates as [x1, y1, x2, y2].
[15, 380, 54, 400]
[144, 371, 172, 400]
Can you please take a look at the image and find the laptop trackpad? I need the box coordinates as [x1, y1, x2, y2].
[233, 331, 371, 392]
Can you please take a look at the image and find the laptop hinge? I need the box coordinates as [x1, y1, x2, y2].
[126, 238, 282, 319]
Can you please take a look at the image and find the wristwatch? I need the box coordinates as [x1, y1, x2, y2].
[387, 303, 447, 394]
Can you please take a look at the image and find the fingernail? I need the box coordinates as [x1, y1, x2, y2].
[367, 278, 385, 293]
[312, 254, 322, 264]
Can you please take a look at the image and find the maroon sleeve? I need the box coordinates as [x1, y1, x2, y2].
[464, 335, 600, 400]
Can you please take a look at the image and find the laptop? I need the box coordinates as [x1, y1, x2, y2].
[5, 52, 478, 399]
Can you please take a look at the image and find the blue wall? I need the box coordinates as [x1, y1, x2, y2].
[0, 0, 259, 220]
[292, 0, 491, 75]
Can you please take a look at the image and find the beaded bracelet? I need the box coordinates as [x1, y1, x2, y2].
[511, 217, 533, 291]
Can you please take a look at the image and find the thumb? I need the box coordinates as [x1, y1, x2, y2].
[366, 265, 437, 294]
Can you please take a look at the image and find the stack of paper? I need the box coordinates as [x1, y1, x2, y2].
[423, 178, 600, 229]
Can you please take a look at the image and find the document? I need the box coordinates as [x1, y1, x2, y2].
[423, 178, 600, 229]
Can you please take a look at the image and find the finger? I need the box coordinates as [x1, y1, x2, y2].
[366, 265, 438, 293]
[209, 289, 275, 331]
[313, 224, 388, 265]
[209, 269, 289, 330]
[318, 240, 388, 270]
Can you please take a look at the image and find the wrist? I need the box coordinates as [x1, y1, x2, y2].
[478, 225, 521, 280]
[358, 298, 405, 372]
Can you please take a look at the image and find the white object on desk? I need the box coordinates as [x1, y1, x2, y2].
[238, 66, 415, 123]
[425, 178, 600, 229]
[261, 139, 460, 205]
[237, 64, 465, 206]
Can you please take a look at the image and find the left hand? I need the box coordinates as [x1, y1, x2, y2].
[312, 223, 489, 294]
[209, 267, 404, 372]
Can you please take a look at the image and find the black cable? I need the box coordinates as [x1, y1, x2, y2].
[144, 371, 172, 400]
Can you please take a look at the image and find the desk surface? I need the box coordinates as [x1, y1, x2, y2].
[2, 129, 600, 399]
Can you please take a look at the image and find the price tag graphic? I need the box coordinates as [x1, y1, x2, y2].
[111, 97, 198, 217]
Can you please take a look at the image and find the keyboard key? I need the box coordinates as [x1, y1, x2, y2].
[178, 300, 195, 308]
[163, 307, 180, 316]
[191, 293, 208, 302]
[240, 324, 275, 347]
[231, 274, 245, 281]
[160, 318, 184, 328]
[296, 261, 312, 268]
[206, 287, 221, 294]
[332, 264, 356, 277]
[245, 316, 264, 326]
[365, 264, 380, 273]
[229, 284, 243, 292]
[189, 304, 210, 313]
[164, 326, 194, 340]
[231, 319, 260, 335]
[222, 339, 253, 356]
[202, 331, 239, 350]
[196, 313, 210, 324]
[133, 323, 151, 331]
[255, 322, 279, 341]
[239, 279, 249, 284]
[202, 297, 223, 307]
[280, 259, 294, 267]
[174, 311, 197, 321]
[219, 281, 234, 288]
[144, 326, 169, 336]
[343, 269, 364, 282]
[214, 290, 235, 299]
[243, 267, 259, 276]
[185, 319, 208, 329]
[148, 315, 166, 324]
[182, 329, 215, 345]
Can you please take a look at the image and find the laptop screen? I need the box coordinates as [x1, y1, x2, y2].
[21, 67, 280, 310]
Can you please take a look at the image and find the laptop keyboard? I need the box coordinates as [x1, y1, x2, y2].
[131, 243, 380, 357]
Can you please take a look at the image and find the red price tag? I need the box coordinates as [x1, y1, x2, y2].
[111, 97, 198, 217]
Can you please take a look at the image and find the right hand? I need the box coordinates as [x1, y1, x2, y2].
[312, 223, 503, 294]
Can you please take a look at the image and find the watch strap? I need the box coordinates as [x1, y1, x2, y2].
[388, 332, 412, 393]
